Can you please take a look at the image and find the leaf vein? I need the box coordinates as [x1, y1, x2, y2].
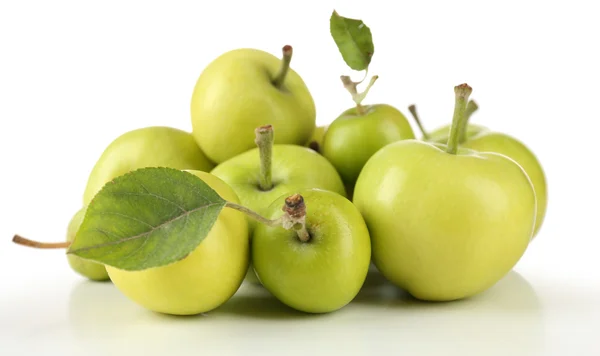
[72, 202, 223, 255]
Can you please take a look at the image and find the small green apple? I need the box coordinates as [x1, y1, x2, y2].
[66, 207, 109, 281]
[105, 171, 249, 316]
[409, 102, 547, 237]
[83, 126, 214, 206]
[322, 76, 415, 188]
[354, 84, 536, 301]
[252, 189, 371, 313]
[190, 45, 316, 164]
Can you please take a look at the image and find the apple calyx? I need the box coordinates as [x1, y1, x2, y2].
[11, 234, 71, 249]
[341, 73, 378, 115]
[272, 45, 293, 89]
[254, 125, 274, 191]
[280, 193, 310, 242]
[408, 104, 430, 140]
[446, 83, 473, 155]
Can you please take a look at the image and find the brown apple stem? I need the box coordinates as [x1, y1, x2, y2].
[254, 125, 274, 191]
[446, 84, 473, 155]
[281, 194, 310, 242]
[459, 100, 479, 143]
[12, 234, 70, 249]
[341, 74, 378, 115]
[272, 45, 293, 89]
[408, 104, 430, 140]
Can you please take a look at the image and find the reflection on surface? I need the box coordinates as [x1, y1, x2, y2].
[352, 269, 546, 355]
[67, 269, 545, 355]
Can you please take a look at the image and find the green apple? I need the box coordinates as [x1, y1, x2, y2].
[410, 102, 547, 237]
[322, 75, 415, 188]
[106, 171, 249, 316]
[252, 189, 371, 313]
[211, 126, 346, 233]
[83, 126, 214, 206]
[354, 84, 536, 301]
[322, 104, 415, 186]
[66, 207, 109, 281]
[190, 45, 316, 164]
[305, 125, 328, 153]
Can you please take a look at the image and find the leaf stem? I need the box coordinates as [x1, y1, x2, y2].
[341, 74, 378, 115]
[255, 125, 274, 191]
[446, 84, 473, 155]
[408, 104, 430, 140]
[12, 235, 70, 249]
[225, 194, 310, 242]
[272, 45, 293, 89]
[224, 202, 282, 227]
[459, 100, 479, 143]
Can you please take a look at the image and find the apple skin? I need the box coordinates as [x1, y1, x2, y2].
[106, 171, 249, 316]
[211, 145, 346, 233]
[305, 125, 328, 153]
[425, 124, 547, 238]
[190, 48, 316, 164]
[462, 133, 547, 237]
[211, 145, 346, 285]
[426, 123, 489, 144]
[322, 104, 415, 187]
[83, 126, 214, 206]
[252, 189, 371, 313]
[66, 207, 109, 281]
[353, 140, 536, 301]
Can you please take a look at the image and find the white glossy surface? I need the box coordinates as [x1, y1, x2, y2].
[1, 249, 599, 356]
[1, 0, 599, 355]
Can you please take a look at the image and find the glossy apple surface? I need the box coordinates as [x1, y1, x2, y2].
[425, 124, 547, 237]
[211, 145, 346, 232]
[190, 48, 316, 164]
[353, 140, 536, 301]
[83, 126, 214, 206]
[322, 104, 415, 186]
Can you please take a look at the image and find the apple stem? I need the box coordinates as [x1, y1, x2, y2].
[255, 125, 274, 191]
[341, 74, 378, 115]
[12, 235, 70, 249]
[459, 100, 479, 143]
[280, 194, 310, 242]
[272, 45, 293, 89]
[446, 84, 473, 155]
[408, 104, 430, 140]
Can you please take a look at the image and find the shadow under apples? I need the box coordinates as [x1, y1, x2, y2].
[212, 282, 322, 320]
[353, 269, 547, 355]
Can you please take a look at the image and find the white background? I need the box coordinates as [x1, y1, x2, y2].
[1, 1, 598, 355]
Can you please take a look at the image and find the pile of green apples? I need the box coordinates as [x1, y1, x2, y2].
[12, 11, 547, 316]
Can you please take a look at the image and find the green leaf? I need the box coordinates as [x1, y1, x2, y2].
[330, 10, 374, 71]
[67, 167, 226, 271]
